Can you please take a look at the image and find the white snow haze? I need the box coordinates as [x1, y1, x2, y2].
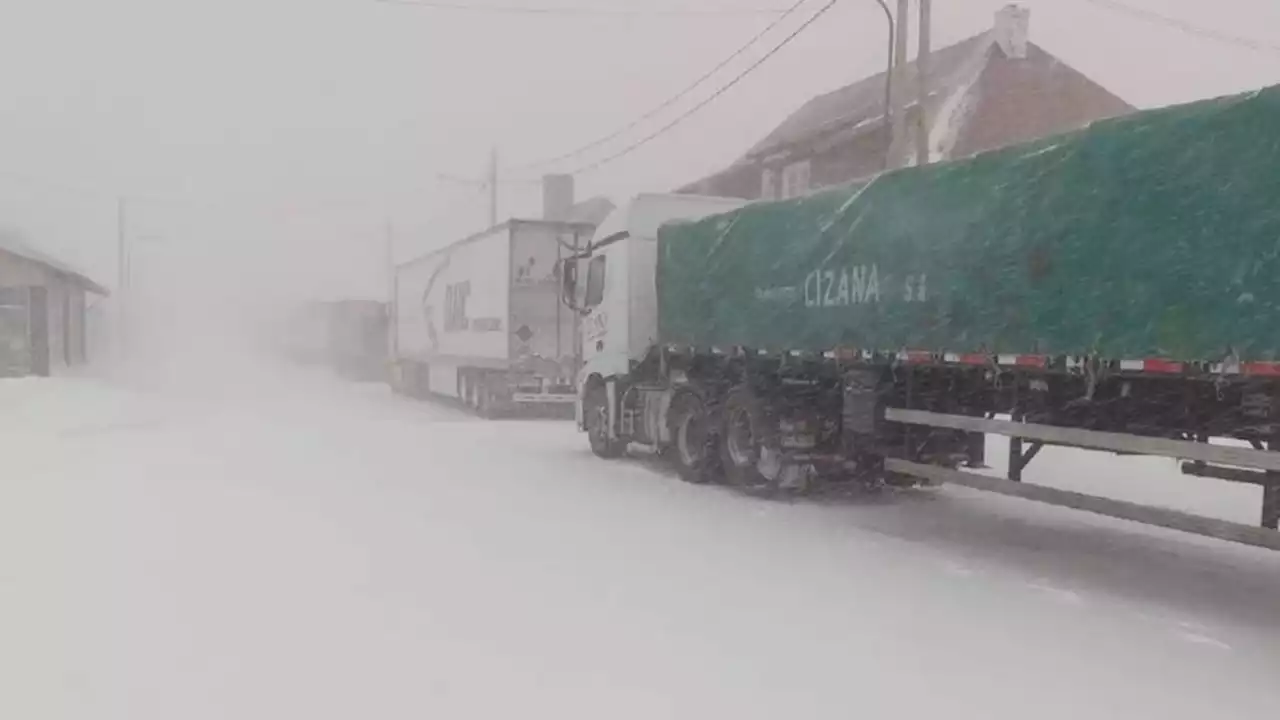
[3, 0, 1280, 718]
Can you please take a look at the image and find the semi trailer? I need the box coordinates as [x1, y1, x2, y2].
[563, 85, 1280, 550]
[282, 298, 387, 381]
[328, 299, 389, 381]
[391, 218, 594, 416]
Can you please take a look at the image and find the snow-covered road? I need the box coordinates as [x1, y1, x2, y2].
[4, 363, 1279, 719]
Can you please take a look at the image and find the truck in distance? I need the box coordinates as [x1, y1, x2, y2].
[281, 298, 388, 382]
[392, 218, 594, 417]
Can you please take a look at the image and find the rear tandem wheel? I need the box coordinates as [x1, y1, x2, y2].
[665, 390, 719, 484]
[719, 385, 787, 497]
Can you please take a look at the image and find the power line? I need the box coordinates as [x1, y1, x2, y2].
[1082, 0, 1280, 56]
[514, 0, 814, 172]
[562, 0, 838, 176]
[437, 171, 540, 187]
[393, 185, 493, 260]
[372, 0, 787, 16]
[0, 171, 122, 204]
[0, 170, 387, 228]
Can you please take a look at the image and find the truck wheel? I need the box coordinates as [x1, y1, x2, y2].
[414, 364, 431, 399]
[666, 391, 718, 484]
[719, 385, 783, 496]
[584, 385, 624, 458]
[475, 380, 494, 419]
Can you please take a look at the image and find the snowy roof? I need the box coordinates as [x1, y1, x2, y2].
[566, 196, 616, 226]
[676, 12, 1135, 199]
[745, 32, 995, 161]
[0, 228, 110, 296]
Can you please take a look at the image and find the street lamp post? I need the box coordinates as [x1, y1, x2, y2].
[869, 0, 896, 170]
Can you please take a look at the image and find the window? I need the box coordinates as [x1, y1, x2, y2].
[781, 160, 811, 199]
[760, 168, 778, 200]
[584, 255, 607, 308]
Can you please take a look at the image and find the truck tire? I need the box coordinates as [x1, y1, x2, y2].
[390, 363, 408, 395]
[475, 378, 494, 419]
[584, 384, 624, 458]
[458, 372, 472, 408]
[719, 385, 783, 496]
[412, 363, 431, 399]
[666, 391, 719, 483]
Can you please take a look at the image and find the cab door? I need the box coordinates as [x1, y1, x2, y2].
[578, 237, 630, 380]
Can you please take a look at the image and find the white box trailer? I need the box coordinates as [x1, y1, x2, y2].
[391, 219, 594, 416]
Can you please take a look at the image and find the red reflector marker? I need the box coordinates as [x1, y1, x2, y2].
[1143, 359, 1184, 374]
[1243, 362, 1280, 377]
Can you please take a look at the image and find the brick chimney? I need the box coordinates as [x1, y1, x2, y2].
[994, 4, 1030, 59]
[542, 174, 574, 222]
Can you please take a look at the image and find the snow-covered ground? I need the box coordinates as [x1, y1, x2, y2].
[3, 359, 1279, 720]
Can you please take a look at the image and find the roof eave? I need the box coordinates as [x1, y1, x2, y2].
[77, 276, 111, 297]
[0, 247, 111, 296]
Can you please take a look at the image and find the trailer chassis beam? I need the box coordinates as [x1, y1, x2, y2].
[885, 407, 1280, 543]
[885, 408, 1280, 472]
[885, 459, 1280, 552]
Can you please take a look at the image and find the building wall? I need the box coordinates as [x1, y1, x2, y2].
[804, 119, 899, 193]
[679, 162, 762, 201]
[683, 109, 910, 201]
[68, 287, 86, 365]
[0, 285, 29, 376]
[48, 279, 66, 370]
[0, 251, 94, 375]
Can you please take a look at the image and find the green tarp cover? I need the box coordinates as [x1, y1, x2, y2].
[658, 85, 1280, 362]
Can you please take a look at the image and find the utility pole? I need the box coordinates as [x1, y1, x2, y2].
[438, 149, 505, 229]
[117, 197, 128, 292]
[385, 220, 398, 359]
[116, 197, 128, 353]
[889, 0, 911, 170]
[488, 147, 499, 227]
[384, 220, 396, 307]
[915, 0, 932, 166]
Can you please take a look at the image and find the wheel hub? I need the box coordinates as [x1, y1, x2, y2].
[588, 403, 608, 440]
[726, 405, 785, 484]
[757, 447, 784, 481]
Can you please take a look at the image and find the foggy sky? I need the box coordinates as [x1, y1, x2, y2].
[0, 0, 1277, 313]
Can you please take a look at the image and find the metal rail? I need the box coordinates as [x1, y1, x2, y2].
[885, 408, 1280, 472]
[884, 407, 1280, 546]
[885, 459, 1280, 552]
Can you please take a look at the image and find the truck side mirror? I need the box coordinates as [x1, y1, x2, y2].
[560, 258, 579, 310]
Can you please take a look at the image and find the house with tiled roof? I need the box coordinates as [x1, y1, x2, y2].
[678, 5, 1134, 201]
[0, 229, 108, 376]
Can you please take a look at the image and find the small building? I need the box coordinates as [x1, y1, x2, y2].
[679, 5, 1135, 201]
[0, 229, 109, 377]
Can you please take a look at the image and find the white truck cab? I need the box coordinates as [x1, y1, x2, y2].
[560, 193, 747, 442]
